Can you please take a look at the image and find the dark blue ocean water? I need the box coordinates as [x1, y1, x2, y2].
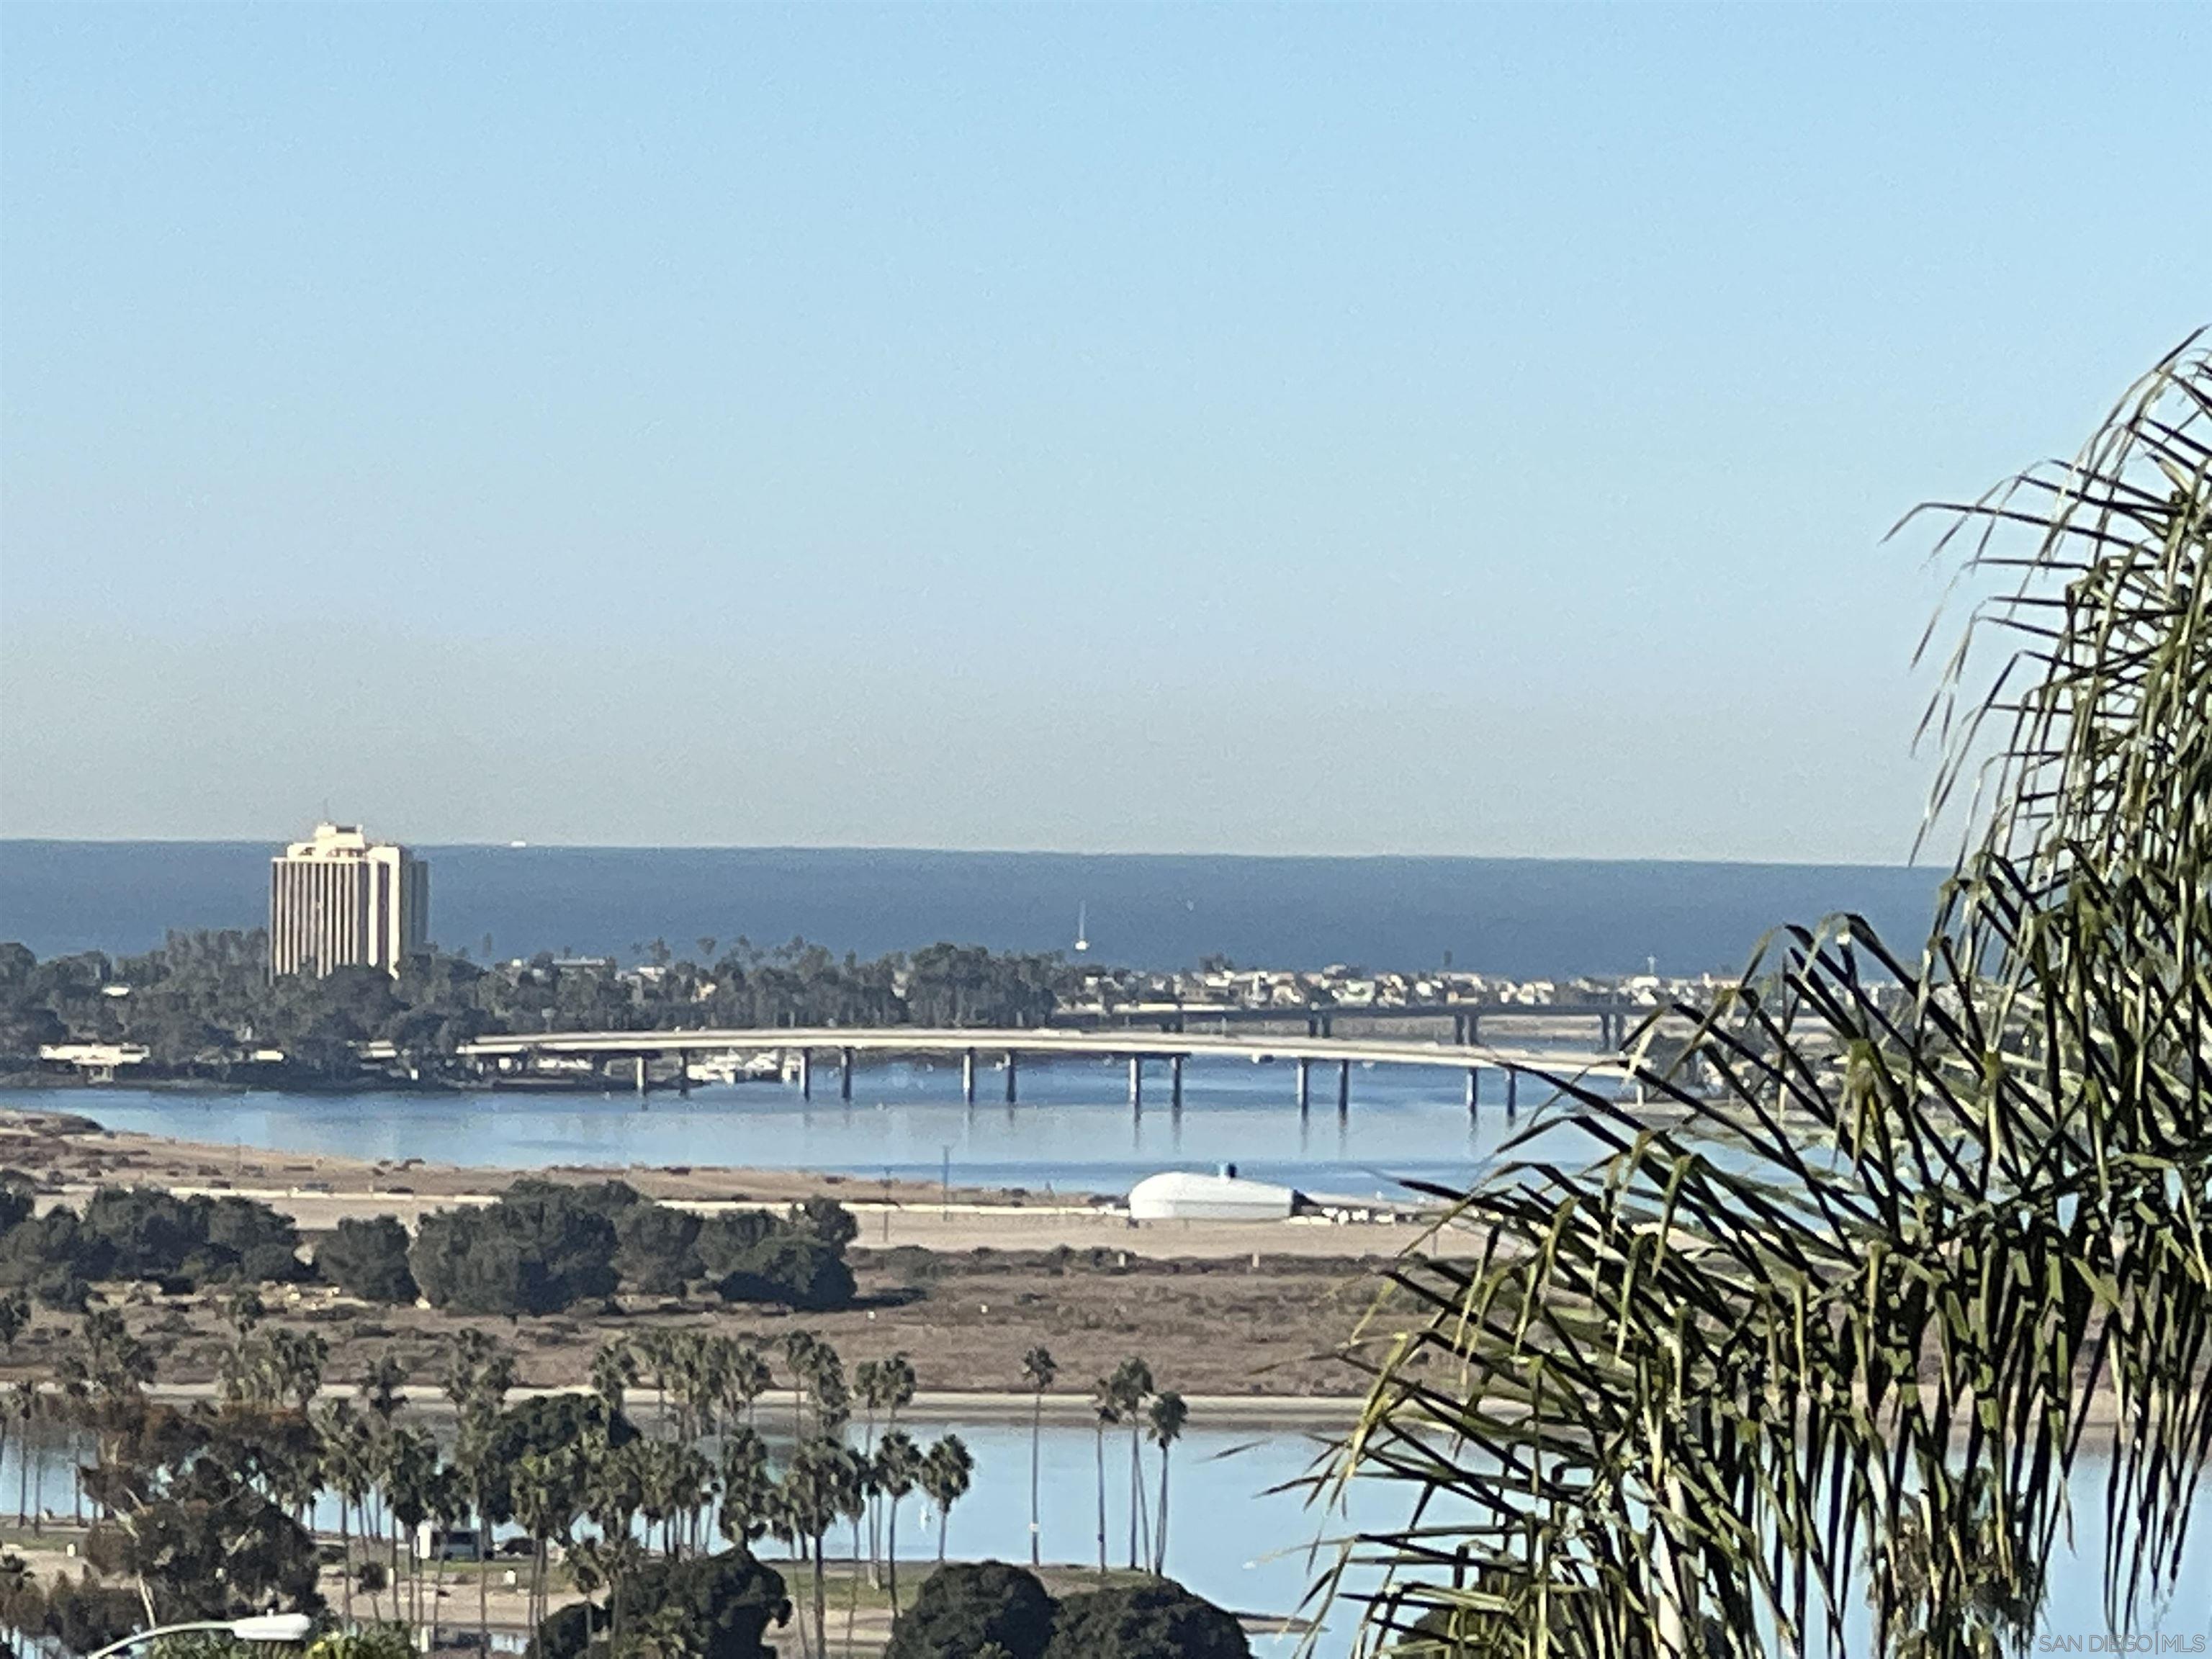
[0, 841, 1943, 976]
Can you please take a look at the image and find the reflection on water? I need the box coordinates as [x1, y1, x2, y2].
[5, 1424, 2206, 1657]
[19, 1054, 1603, 1197]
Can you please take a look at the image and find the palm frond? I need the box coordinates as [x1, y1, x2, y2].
[1309, 332, 2212, 1659]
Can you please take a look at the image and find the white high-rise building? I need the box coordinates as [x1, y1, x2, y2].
[269, 823, 429, 978]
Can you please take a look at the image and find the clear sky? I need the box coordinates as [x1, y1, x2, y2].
[1, 4, 2203, 860]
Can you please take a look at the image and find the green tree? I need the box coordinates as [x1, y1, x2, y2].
[884, 1562, 1055, 1659]
[1042, 1581, 1248, 1659]
[317, 1216, 418, 1303]
[531, 1549, 790, 1659]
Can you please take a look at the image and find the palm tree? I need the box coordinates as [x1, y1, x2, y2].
[314, 1399, 371, 1624]
[270, 1327, 328, 1413]
[879, 1351, 918, 1434]
[590, 1435, 650, 1650]
[0, 1292, 27, 1519]
[423, 1452, 469, 1650]
[854, 1358, 885, 1583]
[442, 1334, 513, 1653]
[10, 1379, 41, 1531]
[1108, 1356, 1153, 1570]
[1088, 1375, 1120, 1576]
[780, 1330, 821, 1440]
[1145, 1393, 1186, 1575]
[512, 1443, 585, 1629]
[1020, 1346, 1057, 1566]
[1311, 338, 2212, 1658]
[359, 1352, 408, 1424]
[719, 1339, 771, 1431]
[715, 1426, 773, 1550]
[778, 1435, 864, 1659]
[385, 1425, 438, 1629]
[590, 1335, 637, 1421]
[920, 1434, 974, 1563]
[357, 1353, 410, 1591]
[873, 1430, 921, 1619]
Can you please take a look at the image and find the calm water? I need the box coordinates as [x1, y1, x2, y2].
[19, 1053, 1593, 1197]
[0, 840, 1943, 977]
[3, 1425, 2204, 1656]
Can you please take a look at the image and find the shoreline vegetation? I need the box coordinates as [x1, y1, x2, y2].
[0, 932, 1657, 1094]
[0, 1108, 1393, 1401]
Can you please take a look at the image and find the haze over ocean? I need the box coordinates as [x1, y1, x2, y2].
[0, 842, 1941, 979]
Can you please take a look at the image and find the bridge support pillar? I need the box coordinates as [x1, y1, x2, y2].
[1465, 1067, 1480, 1117]
[839, 1046, 854, 1102]
[677, 1050, 691, 1097]
[1506, 1069, 1519, 1117]
[1336, 1058, 1351, 1117]
[1296, 1057, 1312, 1115]
[1003, 1052, 1018, 1104]
[1169, 1054, 1184, 1110]
[798, 1049, 812, 1101]
[1128, 1055, 1143, 1111]
[634, 1054, 649, 1097]
[961, 1048, 977, 1105]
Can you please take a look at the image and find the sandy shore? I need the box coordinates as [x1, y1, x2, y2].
[0, 1107, 1476, 1262]
[0, 1107, 1408, 1399]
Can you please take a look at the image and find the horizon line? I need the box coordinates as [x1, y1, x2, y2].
[0, 835, 1941, 873]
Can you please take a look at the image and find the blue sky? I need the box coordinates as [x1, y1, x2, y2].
[2, 4, 2204, 858]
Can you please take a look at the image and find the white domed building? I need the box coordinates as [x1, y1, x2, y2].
[1127, 1165, 1306, 1222]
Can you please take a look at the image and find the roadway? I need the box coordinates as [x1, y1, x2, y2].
[456, 1024, 1628, 1075]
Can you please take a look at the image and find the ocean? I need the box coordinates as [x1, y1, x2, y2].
[0, 841, 1944, 976]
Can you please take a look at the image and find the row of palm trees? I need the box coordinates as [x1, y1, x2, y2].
[1015, 1345, 1187, 1579]
[3, 1300, 1199, 1657]
[6, 1307, 994, 1659]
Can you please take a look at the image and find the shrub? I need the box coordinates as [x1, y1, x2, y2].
[0, 1171, 35, 1235]
[0, 1212, 108, 1291]
[716, 1234, 855, 1312]
[886, 1563, 1056, 1659]
[41, 1576, 143, 1655]
[81, 1187, 207, 1278]
[204, 1195, 307, 1277]
[410, 1187, 619, 1316]
[1041, 1581, 1249, 1659]
[531, 1550, 788, 1659]
[693, 1210, 781, 1279]
[790, 1197, 857, 1249]
[614, 1203, 701, 1295]
[316, 1216, 419, 1303]
[304, 1627, 415, 1659]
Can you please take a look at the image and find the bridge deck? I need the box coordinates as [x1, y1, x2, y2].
[456, 1025, 1630, 1077]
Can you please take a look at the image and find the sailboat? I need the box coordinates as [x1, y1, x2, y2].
[1074, 903, 1089, 953]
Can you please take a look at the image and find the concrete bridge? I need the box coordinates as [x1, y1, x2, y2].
[456, 1025, 1636, 1117]
[1060, 999, 1655, 1049]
